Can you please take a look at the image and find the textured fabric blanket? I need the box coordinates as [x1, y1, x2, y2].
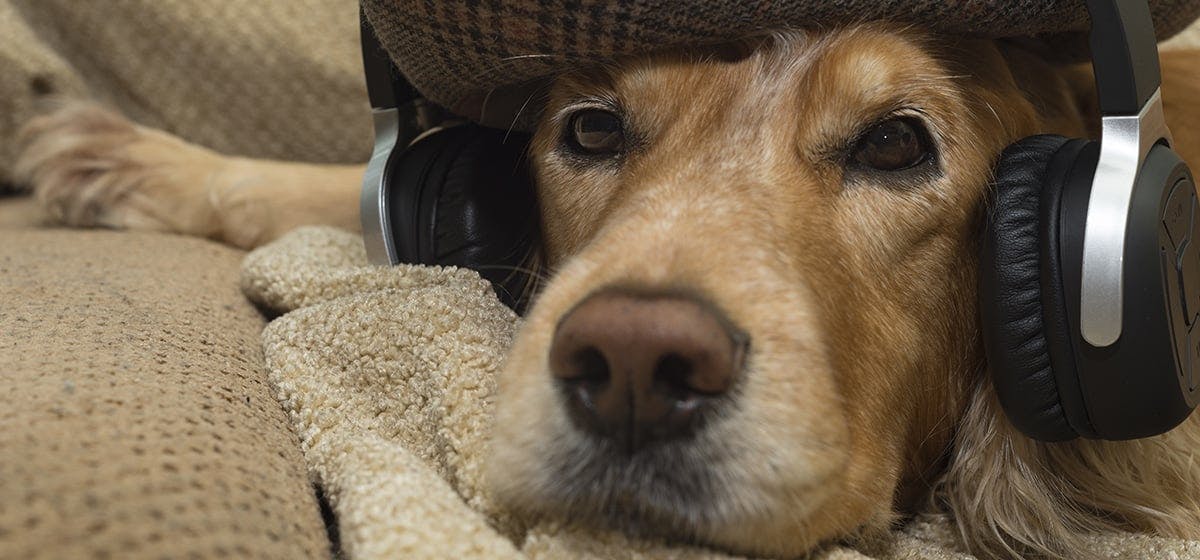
[241, 226, 1200, 560]
[363, 0, 1200, 127]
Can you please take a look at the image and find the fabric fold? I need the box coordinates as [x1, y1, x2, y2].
[243, 226, 1200, 560]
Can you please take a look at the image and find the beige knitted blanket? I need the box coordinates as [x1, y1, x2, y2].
[240, 226, 1200, 560]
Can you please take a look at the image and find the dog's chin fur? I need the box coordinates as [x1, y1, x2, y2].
[495, 422, 739, 542]
[490, 377, 853, 553]
[487, 24, 1200, 560]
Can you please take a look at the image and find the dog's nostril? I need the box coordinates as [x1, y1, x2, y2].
[570, 346, 610, 385]
[654, 353, 697, 400]
[559, 346, 610, 412]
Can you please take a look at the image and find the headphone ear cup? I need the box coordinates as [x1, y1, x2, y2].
[980, 134, 1087, 442]
[389, 124, 540, 312]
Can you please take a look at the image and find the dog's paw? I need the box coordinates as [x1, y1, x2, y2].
[13, 102, 222, 235]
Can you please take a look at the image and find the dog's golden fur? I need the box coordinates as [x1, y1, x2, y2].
[13, 106, 363, 249]
[13, 25, 1200, 559]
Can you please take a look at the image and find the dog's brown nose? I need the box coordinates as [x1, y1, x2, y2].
[549, 290, 746, 454]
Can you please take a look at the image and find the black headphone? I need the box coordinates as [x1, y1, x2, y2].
[359, 1, 1198, 441]
[359, 13, 541, 312]
[980, 0, 1198, 441]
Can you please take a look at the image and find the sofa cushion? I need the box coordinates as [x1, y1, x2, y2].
[0, 229, 330, 559]
[0, 0, 370, 187]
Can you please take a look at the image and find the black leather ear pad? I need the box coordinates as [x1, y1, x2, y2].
[388, 124, 540, 312]
[980, 134, 1093, 441]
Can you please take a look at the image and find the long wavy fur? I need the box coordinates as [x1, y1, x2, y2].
[935, 377, 1200, 559]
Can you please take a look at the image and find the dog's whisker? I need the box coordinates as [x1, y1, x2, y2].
[498, 53, 570, 63]
[981, 100, 1003, 130]
[473, 246, 547, 310]
[468, 53, 583, 84]
[504, 86, 547, 141]
[473, 261, 549, 285]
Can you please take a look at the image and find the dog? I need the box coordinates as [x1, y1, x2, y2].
[14, 24, 1200, 559]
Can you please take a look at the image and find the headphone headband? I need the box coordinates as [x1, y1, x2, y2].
[360, 9, 421, 111]
[1086, 0, 1164, 115]
[360, 9, 406, 264]
[1079, 0, 1175, 347]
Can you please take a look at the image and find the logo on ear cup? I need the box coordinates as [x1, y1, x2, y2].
[1171, 189, 1200, 325]
[1162, 177, 1200, 393]
[1190, 336, 1200, 391]
[1162, 180, 1193, 250]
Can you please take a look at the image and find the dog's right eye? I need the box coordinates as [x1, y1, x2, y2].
[850, 117, 931, 172]
[566, 110, 625, 155]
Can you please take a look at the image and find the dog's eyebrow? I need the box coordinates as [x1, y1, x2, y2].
[798, 62, 961, 163]
[550, 96, 623, 124]
[807, 101, 935, 158]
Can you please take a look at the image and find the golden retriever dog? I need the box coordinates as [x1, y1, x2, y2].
[14, 24, 1200, 559]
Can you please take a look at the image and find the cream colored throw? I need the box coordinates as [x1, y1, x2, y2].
[241, 226, 1200, 560]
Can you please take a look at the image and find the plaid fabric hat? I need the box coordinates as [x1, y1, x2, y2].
[362, 0, 1200, 129]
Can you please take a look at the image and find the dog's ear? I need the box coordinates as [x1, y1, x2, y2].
[934, 376, 1200, 558]
[991, 38, 1097, 140]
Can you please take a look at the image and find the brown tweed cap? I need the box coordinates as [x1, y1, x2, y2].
[362, 0, 1200, 129]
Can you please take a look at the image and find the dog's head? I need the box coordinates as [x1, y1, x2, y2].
[488, 25, 1089, 556]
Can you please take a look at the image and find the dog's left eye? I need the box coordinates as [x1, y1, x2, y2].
[850, 117, 931, 172]
[566, 110, 625, 155]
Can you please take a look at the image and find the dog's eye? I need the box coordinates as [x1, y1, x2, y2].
[567, 110, 624, 155]
[850, 117, 931, 171]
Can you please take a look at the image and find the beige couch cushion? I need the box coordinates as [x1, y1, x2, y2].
[0, 0, 370, 186]
[0, 229, 330, 559]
